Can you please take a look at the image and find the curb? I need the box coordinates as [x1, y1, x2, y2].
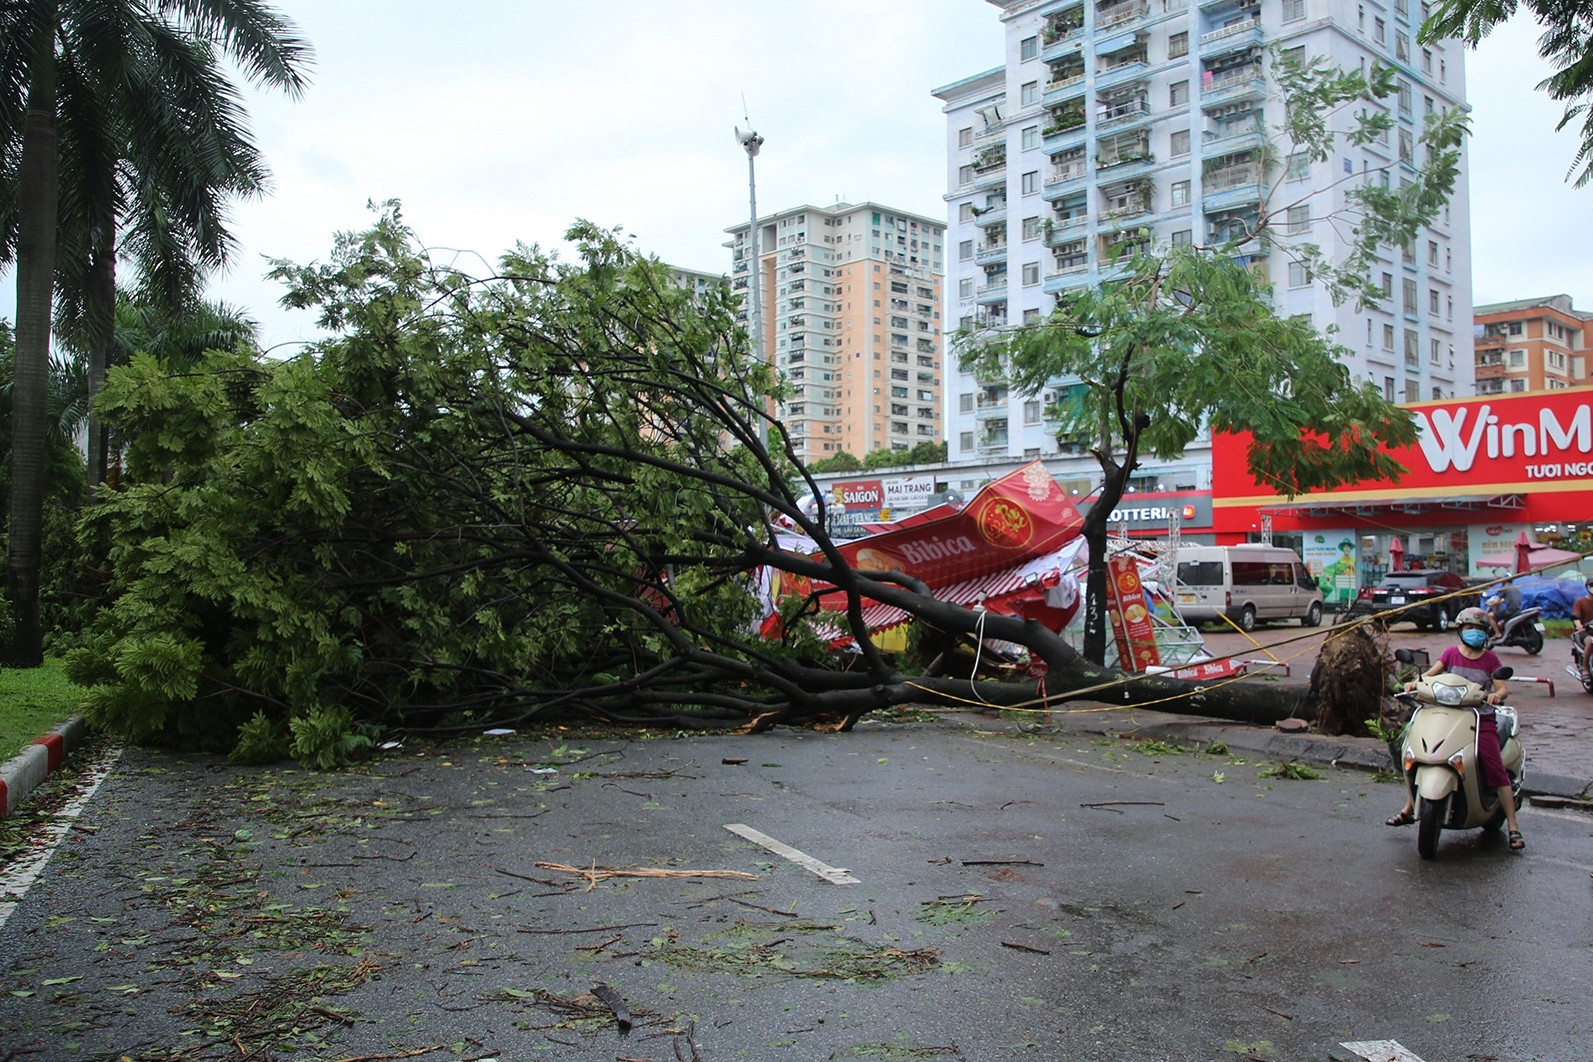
[0, 716, 90, 818]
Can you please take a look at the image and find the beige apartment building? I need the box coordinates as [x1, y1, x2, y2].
[1473, 295, 1593, 394]
[726, 203, 946, 462]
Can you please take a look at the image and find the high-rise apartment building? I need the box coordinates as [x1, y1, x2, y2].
[726, 203, 946, 463]
[935, 0, 1472, 466]
[1473, 295, 1593, 394]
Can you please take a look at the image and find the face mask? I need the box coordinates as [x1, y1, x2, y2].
[1460, 628, 1488, 648]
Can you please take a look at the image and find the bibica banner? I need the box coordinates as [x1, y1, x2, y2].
[1214, 389, 1593, 508]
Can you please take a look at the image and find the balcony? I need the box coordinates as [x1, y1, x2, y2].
[1199, 18, 1263, 57]
[1042, 159, 1089, 198]
[978, 430, 1012, 457]
[975, 241, 1009, 265]
[971, 146, 1006, 174]
[1046, 214, 1090, 243]
[1095, 58, 1149, 92]
[1041, 28, 1085, 64]
[1200, 67, 1265, 104]
[1042, 72, 1087, 107]
[972, 122, 1007, 145]
[1202, 119, 1266, 158]
[975, 280, 1009, 305]
[1041, 121, 1089, 156]
[1097, 98, 1151, 132]
[973, 203, 1007, 227]
[1096, 152, 1155, 182]
[1202, 164, 1264, 209]
[1096, 0, 1149, 33]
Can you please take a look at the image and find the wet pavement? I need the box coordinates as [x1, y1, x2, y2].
[1, 723, 1589, 1062]
[1189, 618, 1593, 800]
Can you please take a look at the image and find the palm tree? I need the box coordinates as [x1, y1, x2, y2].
[0, 1, 310, 665]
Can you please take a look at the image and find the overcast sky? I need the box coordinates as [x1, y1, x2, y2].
[5, 2, 1588, 349]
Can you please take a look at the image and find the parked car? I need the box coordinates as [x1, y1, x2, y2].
[1354, 571, 1476, 630]
[1173, 545, 1324, 631]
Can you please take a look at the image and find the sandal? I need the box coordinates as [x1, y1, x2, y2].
[1385, 811, 1416, 827]
[1508, 829, 1525, 851]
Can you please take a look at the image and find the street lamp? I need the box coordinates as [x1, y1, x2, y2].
[735, 126, 765, 445]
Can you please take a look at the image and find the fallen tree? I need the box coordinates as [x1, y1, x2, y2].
[71, 210, 1305, 761]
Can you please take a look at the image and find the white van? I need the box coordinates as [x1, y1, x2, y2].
[1173, 545, 1324, 631]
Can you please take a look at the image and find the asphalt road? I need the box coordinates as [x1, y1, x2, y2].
[1, 721, 1589, 1061]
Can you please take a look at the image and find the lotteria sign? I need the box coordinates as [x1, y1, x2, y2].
[1214, 389, 1593, 505]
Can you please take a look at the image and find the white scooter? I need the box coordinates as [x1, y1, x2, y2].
[1392, 648, 1525, 860]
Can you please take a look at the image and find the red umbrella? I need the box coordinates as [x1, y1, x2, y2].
[1388, 537, 1404, 572]
[1510, 528, 1535, 573]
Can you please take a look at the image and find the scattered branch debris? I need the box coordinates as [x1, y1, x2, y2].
[590, 982, 632, 1032]
[532, 862, 759, 890]
[999, 941, 1051, 955]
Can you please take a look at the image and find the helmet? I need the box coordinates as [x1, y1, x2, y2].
[1455, 606, 1491, 630]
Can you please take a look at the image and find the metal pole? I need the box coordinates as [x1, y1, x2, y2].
[736, 128, 766, 448]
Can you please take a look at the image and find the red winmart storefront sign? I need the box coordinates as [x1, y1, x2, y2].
[1213, 389, 1593, 513]
[831, 461, 1084, 588]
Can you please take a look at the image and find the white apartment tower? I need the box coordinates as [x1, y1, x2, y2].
[727, 203, 946, 463]
[934, 0, 1473, 465]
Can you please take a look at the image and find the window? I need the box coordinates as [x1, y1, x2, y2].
[1508, 348, 1526, 367]
[1397, 81, 1412, 114]
[1287, 153, 1309, 180]
[958, 164, 973, 185]
[1168, 31, 1188, 59]
[1171, 229, 1191, 247]
[1284, 0, 1306, 21]
[1023, 308, 1041, 324]
[1429, 288, 1440, 315]
[1281, 45, 1305, 67]
[1383, 323, 1395, 349]
[1398, 129, 1414, 163]
[1422, 48, 1433, 74]
[1022, 125, 1040, 150]
[958, 279, 973, 300]
[1402, 278, 1418, 311]
[1170, 80, 1189, 107]
[1395, 32, 1409, 62]
[959, 202, 975, 222]
[1430, 338, 1441, 364]
[1024, 400, 1041, 425]
[959, 127, 973, 148]
[1021, 81, 1039, 106]
[1404, 329, 1419, 363]
[1286, 205, 1310, 234]
[1440, 59, 1447, 83]
[1022, 216, 1043, 240]
[1508, 321, 1523, 335]
[959, 392, 974, 413]
[1288, 260, 1311, 287]
[1170, 129, 1190, 157]
[958, 240, 973, 261]
[1427, 239, 1439, 265]
[1021, 170, 1039, 194]
[1375, 17, 1385, 43]
[1509, 378, 1527, 393]
[1020, 35, 1038, 61]
[1171, 179, 1190, 207]
[1022, 261, 1041, 285]
[959, 431, 974, 451]
[1383, 376, 1395, 400]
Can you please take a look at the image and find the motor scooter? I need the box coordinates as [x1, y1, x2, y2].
[1486, 607, 1544, 655]
[1392, 648, 1524, 860]
[1567, 633, 1593, 694]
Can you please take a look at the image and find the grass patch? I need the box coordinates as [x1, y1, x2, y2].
[0, 658, 85, 758]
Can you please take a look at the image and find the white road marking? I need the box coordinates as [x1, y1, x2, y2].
[0, 747, 122, 934]
[723, 823, 860, 885]
[1341, 1040, 1428, 1062]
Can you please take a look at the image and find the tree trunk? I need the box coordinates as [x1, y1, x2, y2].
[6, 54, 59, 667]
[85, 245, 115, 490]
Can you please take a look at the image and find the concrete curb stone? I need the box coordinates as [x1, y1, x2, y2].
[0, 715, 90, 817]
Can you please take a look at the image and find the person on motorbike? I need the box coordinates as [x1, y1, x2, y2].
[1572, 578, 1593, 682]
[1385, 607, 1524, 850]
[1486, 575, 1521, 640]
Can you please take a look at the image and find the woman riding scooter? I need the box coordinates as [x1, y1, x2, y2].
[1385, 606, 1525, 851]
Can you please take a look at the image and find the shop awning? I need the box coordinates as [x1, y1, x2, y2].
[1259, 493, 1527, 518]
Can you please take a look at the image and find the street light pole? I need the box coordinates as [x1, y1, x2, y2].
[735, 126, 765, 446]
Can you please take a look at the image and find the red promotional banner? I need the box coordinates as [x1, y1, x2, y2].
[831, 479, 885, 510]
[1105, 554, 1160, 672]
[829, 461, 1084, 590]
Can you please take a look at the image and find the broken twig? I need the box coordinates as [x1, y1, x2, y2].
[591, 982, 632, 1031]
